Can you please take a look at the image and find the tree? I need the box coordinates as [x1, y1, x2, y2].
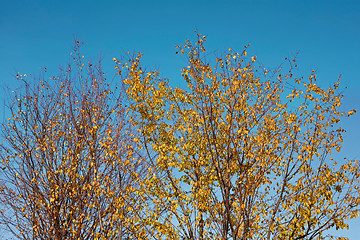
[0, 41, 146, 239]
[117, 34, 360, 239]
[1, 35, 359, 240]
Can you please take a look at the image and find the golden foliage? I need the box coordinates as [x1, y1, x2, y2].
[1, 35, 359, 240]
[117, 34, 360, 240]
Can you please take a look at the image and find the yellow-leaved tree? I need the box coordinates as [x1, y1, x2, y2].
[0, 41, 146, 239]
[1, 35, 359, 240]
[116, 34, 360, 239]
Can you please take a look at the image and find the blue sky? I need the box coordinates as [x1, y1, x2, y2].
[1, 0, 359, 238]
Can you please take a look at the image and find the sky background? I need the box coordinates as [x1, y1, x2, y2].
[1, 0, 360, 238]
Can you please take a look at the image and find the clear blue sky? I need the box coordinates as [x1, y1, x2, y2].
[1, 0, 359, 238]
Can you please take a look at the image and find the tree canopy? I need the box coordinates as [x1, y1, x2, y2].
[1, 35, 359, 240]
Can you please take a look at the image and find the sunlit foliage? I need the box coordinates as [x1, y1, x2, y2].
[1, 35, 359, 240]
[117, 34, 360, 240]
